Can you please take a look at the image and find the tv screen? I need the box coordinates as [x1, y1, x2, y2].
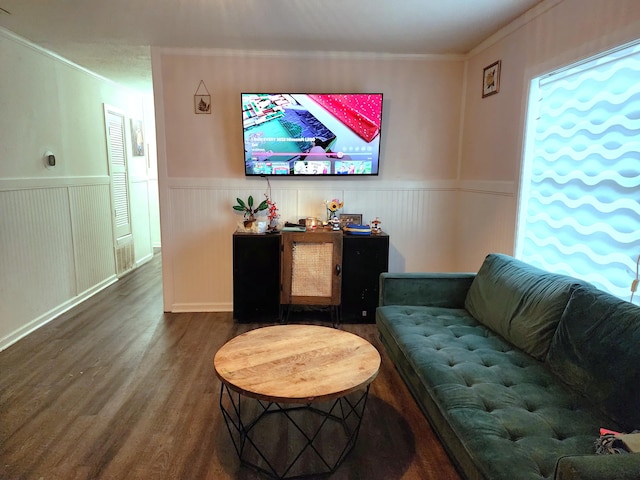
[242, 93, 383, 176]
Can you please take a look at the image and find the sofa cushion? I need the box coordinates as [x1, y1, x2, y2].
[376, 304, 617, 480]
[546, 286, 640, 431]
[465, 253, 582, 361]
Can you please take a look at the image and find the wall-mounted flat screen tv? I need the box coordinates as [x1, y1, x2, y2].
[242, 93, 383, 176]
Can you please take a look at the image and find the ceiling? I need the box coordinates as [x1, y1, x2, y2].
[0, 0, 544, 93]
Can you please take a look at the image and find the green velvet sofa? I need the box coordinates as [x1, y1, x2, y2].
[376, 253, 640, 480]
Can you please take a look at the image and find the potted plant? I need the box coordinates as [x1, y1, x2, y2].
[233, 195, 268, 227]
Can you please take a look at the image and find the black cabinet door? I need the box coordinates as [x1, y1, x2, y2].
[341, 234, 389, 323]
[232, 233, 281, 322]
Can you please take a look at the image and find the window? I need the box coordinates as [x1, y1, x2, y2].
[516, 42, 640, 305]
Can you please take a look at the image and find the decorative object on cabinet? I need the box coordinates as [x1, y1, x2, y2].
[339, 213, 362, 228]
[264, 195, 279, 231]
[233, 195, 268, 228]
[371, 217, 382, 234]
[305, 217, 320, 230]
[343, 224, 371, 235]
[324, 198, 343, 223]
[194, 80, 211, 114]
[329, 216, 341, 231]
[482, 60, 501, 98]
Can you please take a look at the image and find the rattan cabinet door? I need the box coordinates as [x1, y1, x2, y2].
[280, 230, 342, 306]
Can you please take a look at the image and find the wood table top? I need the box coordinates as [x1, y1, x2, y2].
[214, 324, 380, 403]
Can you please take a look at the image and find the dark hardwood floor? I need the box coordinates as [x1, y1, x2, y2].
[0, 254, 461, 480]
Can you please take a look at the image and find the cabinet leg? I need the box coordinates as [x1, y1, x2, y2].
[280, 304, 291, 324]
[331, 305, 341, 328]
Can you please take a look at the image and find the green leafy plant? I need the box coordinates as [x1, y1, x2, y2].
[233, 195, 268, 220]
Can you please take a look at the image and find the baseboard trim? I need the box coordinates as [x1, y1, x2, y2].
[135, 252, 154, 268]
[0, 275, 118, 352]
[169, 302, 232, 313]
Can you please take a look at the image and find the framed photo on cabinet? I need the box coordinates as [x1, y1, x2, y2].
[339, 213, 362, 228]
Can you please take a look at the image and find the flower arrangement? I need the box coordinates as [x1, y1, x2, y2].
[265, 194, 279, 230]
[325, 198, 343, 220]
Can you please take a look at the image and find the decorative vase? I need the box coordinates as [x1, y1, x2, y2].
[243, 214, 256, 228]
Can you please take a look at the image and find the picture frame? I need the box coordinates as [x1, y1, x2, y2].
[194, 80, 212, 114]
[194, 94, 211, 114]
[339, 213, 362, 227]
[130, 119, 145, 156]
[482, 60, 501, 98]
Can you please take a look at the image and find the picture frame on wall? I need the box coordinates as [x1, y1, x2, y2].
[339, 213, 363, 227]
[194, 80, 212, 114]
[130, 119, 145, 156]
[482, 60, 501, 98]
[194, 94, 211, 114]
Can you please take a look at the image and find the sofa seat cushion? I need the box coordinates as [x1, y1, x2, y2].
[377, 304, 619, 480]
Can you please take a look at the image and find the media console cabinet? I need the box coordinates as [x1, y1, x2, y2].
[232, 231, 389, 323]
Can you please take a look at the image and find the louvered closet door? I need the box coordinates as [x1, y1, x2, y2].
[104, 105, 132, 240]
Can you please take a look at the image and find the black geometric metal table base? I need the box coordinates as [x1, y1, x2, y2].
[219, 383, 371, 479]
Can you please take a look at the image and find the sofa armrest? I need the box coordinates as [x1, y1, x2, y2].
[379, 272, 475, 308]
[554, 454, 640, 480]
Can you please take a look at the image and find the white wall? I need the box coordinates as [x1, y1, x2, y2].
[152, 49, 466, 312]
[0, 30, 160, 350]
[152, 0, 640, 314]
[456, 0, 640, 271]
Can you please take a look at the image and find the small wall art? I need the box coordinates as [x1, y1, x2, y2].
[194, 80, 211, 114]
[130, 119, 145, 156]
[482, 60, 501, 98]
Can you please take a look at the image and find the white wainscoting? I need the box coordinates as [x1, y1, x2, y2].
[162, 178, 515, 312]
[456, 180, 518, 271]
[0, 178, 117, 351]
[0, 176, 519, 331]
[68, 184, 117, 290]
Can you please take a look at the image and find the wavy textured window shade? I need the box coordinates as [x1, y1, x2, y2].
[518, 42, 640, 304]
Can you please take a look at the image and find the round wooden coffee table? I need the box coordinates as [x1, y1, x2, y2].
[214, 324, 380, 479]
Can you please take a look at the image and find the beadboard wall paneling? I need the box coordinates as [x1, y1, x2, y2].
[166, 185, 298, 312]
[68, 184, 116, 292]
[164, 181, 461, 312]
[0, 181, 117, 350]
[339, 187, 459, 272]
[168, 187, 233, 311]
[1, 31, 160, 351]
[456, 181, 518, 272]
[1, 187, 76, 348]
